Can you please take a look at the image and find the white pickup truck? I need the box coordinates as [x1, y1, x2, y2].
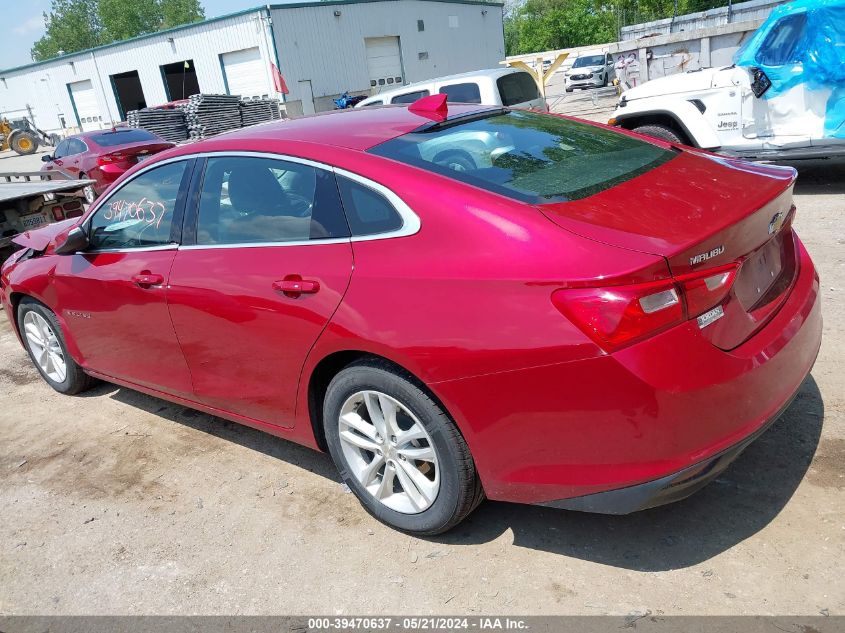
[609, 0, 845, 160]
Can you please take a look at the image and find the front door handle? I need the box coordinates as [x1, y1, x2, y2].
[132, 272, 164, 288]
[273, 276, 320, 298]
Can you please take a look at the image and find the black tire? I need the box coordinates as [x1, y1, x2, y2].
[323, 360, 483, 535]
[10, 131, 39, 155]
[16, 298, 96, 395]
[432, 149, 477, 173]
[632, 123, 683, 144]
[602, 73, 609, 87]
[565, 87, 574, 93]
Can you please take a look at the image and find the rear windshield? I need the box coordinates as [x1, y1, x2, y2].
[368, 110, 676, 203]
[89, 129, 159, 146]
[496, 72, 540, 106]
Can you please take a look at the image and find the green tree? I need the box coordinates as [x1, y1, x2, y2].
[160, 0, 205, 29]
[30, 0, 205, 61]
[30, 0, 101, 62]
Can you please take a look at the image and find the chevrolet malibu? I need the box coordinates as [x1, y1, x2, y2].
[0, 96, 822, 534]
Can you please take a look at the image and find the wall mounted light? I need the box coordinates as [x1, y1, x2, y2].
[333, 10, 341, 16]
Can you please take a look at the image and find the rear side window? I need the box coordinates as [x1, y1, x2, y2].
[362, 100, 383, 107]
[337, 176, 403, 236]
[88, 160, 187, 249]
[68, 138, 87, 154]
[756, 14, 807, 66]
[439, 82, 482, 104]
[195, 156, 349, 245]
[391, 90, 430, 104]
[369, 110, 676, 203]
[89, 129, 159, 146]
[496, 72, 540, 106]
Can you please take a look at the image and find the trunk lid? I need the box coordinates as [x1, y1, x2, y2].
[539, 150, 799, 349]
[99, 141, 174, 167]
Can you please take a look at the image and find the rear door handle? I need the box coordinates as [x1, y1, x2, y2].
[273, 277, 320, 298]
[132, 273, 165, 287]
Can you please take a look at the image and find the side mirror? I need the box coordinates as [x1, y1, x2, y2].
[41, 154, 54, 162]
[54, 226, 89, 255]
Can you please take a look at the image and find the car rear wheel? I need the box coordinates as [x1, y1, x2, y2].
[632, 124, 683, 144]
[323, 360, 483, 534]
[17, 299, 96, 395]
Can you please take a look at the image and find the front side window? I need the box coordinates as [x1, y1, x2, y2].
[88, 160, 187, 249]
[756, 14, 807, 66]
[369, 110, 676, 203]
[53, 140, 70, 159]
[496, 72, 540, 106]
[439, 82, 482, 104]
[391, 90, 429, 104]
[195, 156, 349, 245]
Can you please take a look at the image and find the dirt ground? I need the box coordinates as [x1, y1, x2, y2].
[0, 149, 843, 616]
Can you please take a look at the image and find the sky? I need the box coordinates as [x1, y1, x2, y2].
[0, 0, 271, 70]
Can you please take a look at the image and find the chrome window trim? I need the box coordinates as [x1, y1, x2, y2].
[81, 243, 179, 255]
[333, 167, 421, 242]
[80, 150, 421, 253]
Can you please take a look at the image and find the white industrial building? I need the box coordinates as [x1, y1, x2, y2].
[0, 0, 504, 133]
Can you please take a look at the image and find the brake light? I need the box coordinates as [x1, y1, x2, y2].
[676, 263, 739, 318]
[552, 262, 740, 352]
[97, 152, 127, 165]
[552, 280, 684, 351]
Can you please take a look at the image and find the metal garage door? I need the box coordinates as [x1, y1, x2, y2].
[221, 47, 268, 99]
[67, 80, 102, 132]
[365, 36, 403, 89]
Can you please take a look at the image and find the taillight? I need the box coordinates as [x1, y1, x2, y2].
[97, 152, 127, 165]
[676, 263, 739, 318]
[552, 262, 740, 352]
[52, 205, 64, 221]
[552, 280, 684, 351]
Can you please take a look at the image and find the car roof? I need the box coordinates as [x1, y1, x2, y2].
[359, 67, 522, 104]
[199, 103, 490, 152]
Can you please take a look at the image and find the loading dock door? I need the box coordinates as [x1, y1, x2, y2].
[221, 47, 268, 99]
[365, 36, 403, 88]
[111, 70, 147, 119]
[67, 80, 102, 132]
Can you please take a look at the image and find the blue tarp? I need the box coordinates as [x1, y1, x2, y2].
[733, 0, 845, 138]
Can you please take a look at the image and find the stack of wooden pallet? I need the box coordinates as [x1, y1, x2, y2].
[239, 98, 283, 127]
[183, 94, 242, 140]
[126, 108, 188, 143]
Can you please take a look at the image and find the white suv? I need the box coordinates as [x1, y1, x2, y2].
[355, 68, 547, 111]
[565, 52, 616, 92]
[608, 1, 845, 161]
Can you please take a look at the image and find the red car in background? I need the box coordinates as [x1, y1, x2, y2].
[40, 128, 173, 202]
[3, 98, 821, 534]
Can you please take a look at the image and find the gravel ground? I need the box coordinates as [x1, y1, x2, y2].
[0, 149, 843, 616]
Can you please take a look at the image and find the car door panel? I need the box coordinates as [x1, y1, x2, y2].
[167, 154, 354, 428]
[168, 244, 353, 426]
[50, 158, 194, 395]
[52, 249, 193, 395]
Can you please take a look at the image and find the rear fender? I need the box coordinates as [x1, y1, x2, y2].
[615, 98, 721, 149]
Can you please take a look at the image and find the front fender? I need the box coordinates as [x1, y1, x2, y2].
[613, 98, 721, 150]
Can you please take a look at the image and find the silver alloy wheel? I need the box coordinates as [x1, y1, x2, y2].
[338, 390, 440, 514]
[23, 311, 67, 383]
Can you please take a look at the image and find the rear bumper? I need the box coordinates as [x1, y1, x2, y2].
[541, 386, 800, 514]
[431, 236, 822, 507]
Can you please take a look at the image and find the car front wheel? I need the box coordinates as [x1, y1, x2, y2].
[324, 360, 483, 534]
[17, 299, 96, 395]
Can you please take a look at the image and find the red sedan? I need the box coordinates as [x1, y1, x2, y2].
[2, 97, 821, 534]
[40, 128, 174, 202]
